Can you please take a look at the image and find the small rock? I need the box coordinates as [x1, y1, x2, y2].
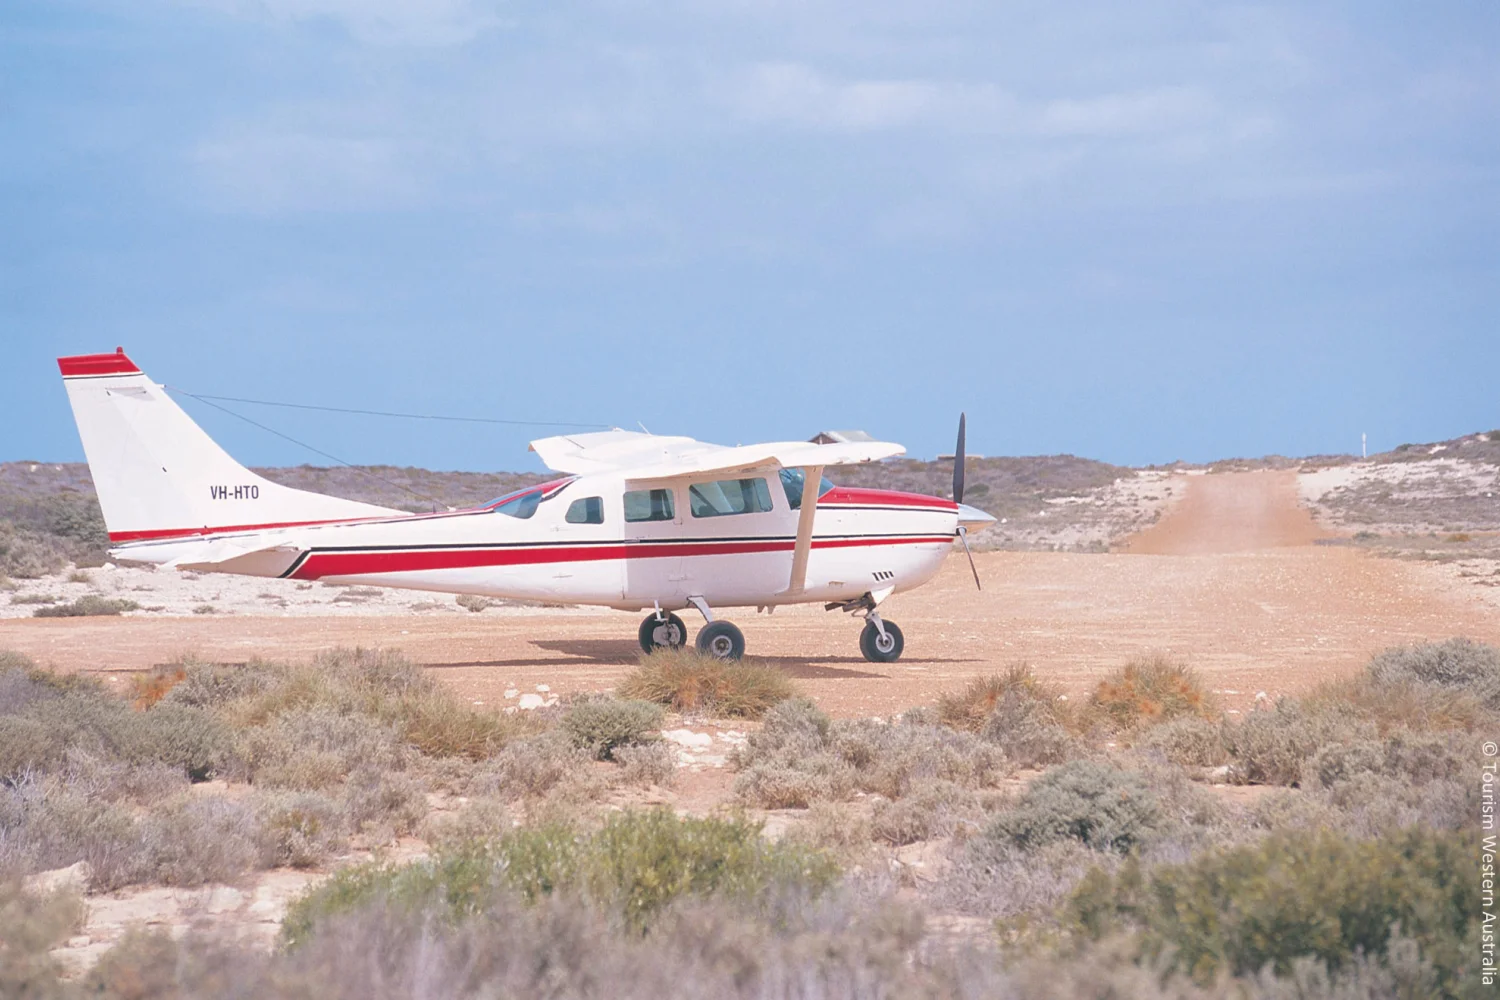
[535, 684, 551, 693]
[661, 729, 713, 751]
[517, 693, 546, 710]
[503, 689, 519, 699]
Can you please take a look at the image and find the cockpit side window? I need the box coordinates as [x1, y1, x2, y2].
[565, 496, 605, 524]
[486, 478, 574, 519]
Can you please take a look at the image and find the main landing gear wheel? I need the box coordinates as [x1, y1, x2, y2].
[859, 620, 904, 663]
[695, 620, 746, 660]
[638, 612, 688, 653]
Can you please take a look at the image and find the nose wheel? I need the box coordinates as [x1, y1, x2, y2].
[859, 618, 904, 663]
[638, 611, 688, 653]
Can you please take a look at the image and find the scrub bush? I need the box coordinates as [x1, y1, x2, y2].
[734, 698, 1009, 808]
[0, 521, 68, 578]
[980, 689, 1078, 768]
[613, 741, 676, 787]
[562, 697, 664, 760]
[31, 595, 139, 618]
[1365, 636, 1500, 705]
[1067, 826, 1480, 989]
[1137, 716, 1229, 768]
[1224, 699, 1376, 785]
[469, 731, 598, 802]
[871, 780, 985, 846]
[983, 760, 1163, 853]
[282, 809, 839, 945]
[618, 649, 797, 718]
[256, 791, 345, 868]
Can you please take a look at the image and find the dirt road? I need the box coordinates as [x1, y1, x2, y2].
[3, 471, 1495, 717]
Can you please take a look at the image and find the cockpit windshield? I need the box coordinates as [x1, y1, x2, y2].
[484, 478, 574, 519]
[778, 468, 836, 510]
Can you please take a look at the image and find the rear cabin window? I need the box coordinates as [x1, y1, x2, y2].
[565, 496, 604, 524]
[689, 478, 774, 518]
[623, 488, 675, 523]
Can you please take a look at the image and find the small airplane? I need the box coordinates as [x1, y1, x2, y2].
[57, 349, 995, 662]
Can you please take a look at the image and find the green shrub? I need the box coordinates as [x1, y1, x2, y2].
[983, 760, 1162, 853]
[160, 659, 276, 709]
[1137, 716, 1228, 768]
[135, 702, 233, 781]
[618, 649, 797, 718]
[1067, 826, 1480, 989]
[282, 809, 839, 946]
[1225, 699, 1376, 785]
[562, 697, 664, 760]
[32, 595, 139, 618]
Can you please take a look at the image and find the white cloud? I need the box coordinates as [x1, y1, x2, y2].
[179, 0, 507, 45]
[191, 128, 430, 212]
[726, 63, 1015, 132]
[1038, 87, 1218, 137]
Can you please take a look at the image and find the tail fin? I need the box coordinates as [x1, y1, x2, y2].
[59, 349, 400, 546]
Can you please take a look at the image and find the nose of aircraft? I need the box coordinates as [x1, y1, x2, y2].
[956, 503, 997, 531]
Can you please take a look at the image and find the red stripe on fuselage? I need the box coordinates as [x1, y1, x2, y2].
[288, 535, 949, 580]
[819, 487, 958, 510]
[108, 516, 395, 544]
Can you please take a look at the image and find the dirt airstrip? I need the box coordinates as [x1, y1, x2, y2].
[3, 471, 1497, 717]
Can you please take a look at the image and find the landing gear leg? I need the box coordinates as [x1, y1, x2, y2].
[687, 596, 745, 659]
[638, 605, 687, 653]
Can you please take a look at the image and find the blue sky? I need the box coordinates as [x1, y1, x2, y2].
[3, 1, 1496, 472]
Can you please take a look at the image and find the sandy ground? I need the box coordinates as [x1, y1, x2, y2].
[4, 470, 1497, 719]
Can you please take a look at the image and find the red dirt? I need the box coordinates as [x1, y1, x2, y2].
[3, 472, 1496, 717]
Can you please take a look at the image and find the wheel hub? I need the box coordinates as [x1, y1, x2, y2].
[709, 635, 733, 656]
[653, 623, 681, 646]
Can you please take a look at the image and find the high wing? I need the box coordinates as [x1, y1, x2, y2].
[530, 430, 908, 599]
[528, 430, 904, 479]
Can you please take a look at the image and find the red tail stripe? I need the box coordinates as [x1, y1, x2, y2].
[58, 352, 142, 377]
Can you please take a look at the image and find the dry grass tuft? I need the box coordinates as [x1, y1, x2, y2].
[618, 648, 796, 718]
[130, 664, 187, 710]
[936, 664, 1058, 732]
[1088, 654, 1216, 731]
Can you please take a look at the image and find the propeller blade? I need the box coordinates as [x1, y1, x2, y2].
[957, 525, 982, 590]
[953, 412, 966, 505]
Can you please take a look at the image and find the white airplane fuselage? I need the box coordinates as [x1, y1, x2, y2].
[110, 474, 963, 613]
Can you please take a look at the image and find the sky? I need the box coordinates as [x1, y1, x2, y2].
[2, 0, 1497, 473]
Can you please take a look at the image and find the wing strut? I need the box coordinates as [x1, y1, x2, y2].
[784, 465, 824, 596]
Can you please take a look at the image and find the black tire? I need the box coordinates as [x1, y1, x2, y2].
[695, 620, 746, 660]
[859, 620, 904, 663]
[639, 612, 688, 653]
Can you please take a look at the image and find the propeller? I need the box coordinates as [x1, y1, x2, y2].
[952, 412, 982, 590]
